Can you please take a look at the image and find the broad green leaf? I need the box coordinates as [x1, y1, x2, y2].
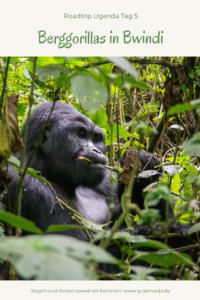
[17, 102, 26, 117]
[138, 170, 160, 179]
[94, 232, 168, 250]
[171, 173, 181, 193]
[106, 123, 130, 141]
[137, 209, 161, 225]
[107, 57, 139, 79]
[0, 235, 117, 279]
[131, 266, 169, 276]
[137, 251, 193, 268]
[144, 185, 172, 208]
[91, 109, 108, 127]
[168, 99, 200, 115]
[70, 74, 107, 112]
[162, 165, 182, 176]
[17, 252, 90, 280]
[187, 223, 200, 235]
[37, 64, 69, 82]
[7, 155, 20, 168]
[118, 124, 131, 140]
[128, 274, 155, 280]
[0, 212, 42, 234]
[23, 67, 32, 81]
[0, 226, 5, 237]
[182, 132, 200, 157]
[0, 237, 90, 279]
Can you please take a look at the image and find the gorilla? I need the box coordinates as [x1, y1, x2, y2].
[5, 101, 162, 240]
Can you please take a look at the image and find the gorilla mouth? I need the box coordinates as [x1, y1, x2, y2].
[78, 156, 105, 166]
[78, 156, 93, 163]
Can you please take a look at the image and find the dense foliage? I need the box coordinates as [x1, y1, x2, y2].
[0, 56, 200, 280]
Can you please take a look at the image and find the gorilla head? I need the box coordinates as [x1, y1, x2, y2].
[23, 102, 107, 188]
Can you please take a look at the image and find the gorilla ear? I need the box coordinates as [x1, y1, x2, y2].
[34, 126, 51, 153]
[43, 129, 49, 141]
[42, 122, 53, 142]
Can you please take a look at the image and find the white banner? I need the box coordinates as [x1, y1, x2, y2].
[0, 0, 199, 56]
[0, 281, 200, 300]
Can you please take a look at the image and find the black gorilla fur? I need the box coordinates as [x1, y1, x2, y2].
[5, 101, 163, 241]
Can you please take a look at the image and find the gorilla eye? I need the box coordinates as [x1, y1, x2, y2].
[92, 133, 103, 143]
[77, 127, 88, 139]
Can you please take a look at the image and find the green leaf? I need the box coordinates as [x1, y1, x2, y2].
[0, 212, 42, 234]
[37, 57, 65, 67]
[187, 223, 200, 235]
[137, 209, 161, 225]
[23, 67, 32, 81]
[7, 157, 51, 185]
[168, 99, 200, 115]
[37, 64, 69, 82]
[94, 232, 168, 250]
[182, 132, 200, 157]
[46, 224, 82, 233]
[7, 155, 20, 168]
[91, 109, 108, 127]
[162, 165, 182, 176]
[128, 274, 155, 280]
[106, 123, 130, 142]
[26, 168, 51, 185]
[138, 170, 160, 179]
[70, 74, 107, 112]
[0, 235, 117, 279]
[0, 226, 5, 237]
[125, 75, 150, 90]
[170, 124, 184, 131]
[144, 185, 172, 208]
[17, 103, 26, 117]
[76, 215, 106, 232]
[18, 252, 90, 280]
[137, 251, 193, 268]
[107, 57, 139, 79]
[118, 124, 131, 140]
[131, 265, 169, 276]
[171, 173, 181, 193]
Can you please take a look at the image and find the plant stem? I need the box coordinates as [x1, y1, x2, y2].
[0, 57, 10, 117]
[16, 57, 37, 219]
[101, 151, 140, 249]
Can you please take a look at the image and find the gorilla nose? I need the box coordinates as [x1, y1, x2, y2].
[91, 147, 102, 155]
[86, 142, 107, 164]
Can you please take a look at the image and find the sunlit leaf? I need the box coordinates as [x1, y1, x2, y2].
[107, 57, 139, 79]
[70, 74, 107, 112]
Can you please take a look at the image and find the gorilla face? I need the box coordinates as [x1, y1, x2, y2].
[27, 102, 107, 188]
[61, 115, 107, 187]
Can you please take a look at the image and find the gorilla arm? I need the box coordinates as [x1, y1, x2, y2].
[5, 171, 88, 240]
